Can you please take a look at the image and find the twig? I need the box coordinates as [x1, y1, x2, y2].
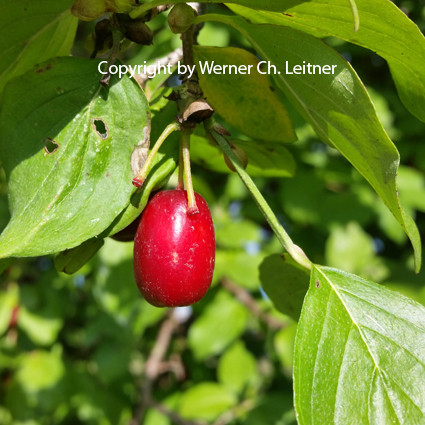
[206, 125, 312, 271]
[129, 308, 206, 425]
[221, 278, 285, 330]
[134, 47, 183, 87]
[129, 310, 179, 425]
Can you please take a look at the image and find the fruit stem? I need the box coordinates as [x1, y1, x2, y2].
[132, 122, 180, 188]
[177, 136, 184, 190]
[180, 129, 198, 215]
[206, 120, 312, 271]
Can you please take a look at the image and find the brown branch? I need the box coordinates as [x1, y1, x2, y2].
[129, 309, 179, 425]
[129, 309, 205, 425]
[134, 47, 183, 88]
[221, 278, 285, 330]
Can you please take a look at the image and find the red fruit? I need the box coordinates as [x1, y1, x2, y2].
[133, 189, 215, 307]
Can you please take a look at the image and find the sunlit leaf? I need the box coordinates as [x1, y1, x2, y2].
[294, 265, 425, 424]
[229, 0, 425, 123]
[0, 57, 149, 257]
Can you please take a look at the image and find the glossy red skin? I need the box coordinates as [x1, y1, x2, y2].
[133, 189, 215, 307]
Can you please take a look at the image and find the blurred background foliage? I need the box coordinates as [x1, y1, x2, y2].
[1, 1, 425, 424]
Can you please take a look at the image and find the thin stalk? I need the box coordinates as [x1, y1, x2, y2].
[180, 129, 198, 215]
[132, 122, 180, 188]
[206, 121, 312, 271]
[177, 136, 184, 190]
[99, 28, 122, 86]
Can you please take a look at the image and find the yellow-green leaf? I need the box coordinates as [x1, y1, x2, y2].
[194, 46, 296, 143]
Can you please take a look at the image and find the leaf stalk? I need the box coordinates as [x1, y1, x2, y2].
[206, 120, 312, 271]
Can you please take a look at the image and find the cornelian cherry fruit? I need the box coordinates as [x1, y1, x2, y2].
[133, 189, 215, 307]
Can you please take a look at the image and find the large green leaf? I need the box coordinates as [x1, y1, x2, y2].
[194, 46, 296, 143]
[228, 0, 425, 123]
[0, 57, 150, 257]
[0, 0, 77, 93]
[201, 15, 421, 272]
[294, 265, 425, 424]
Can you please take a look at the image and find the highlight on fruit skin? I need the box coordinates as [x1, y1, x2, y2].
[133, 189, 215, 307]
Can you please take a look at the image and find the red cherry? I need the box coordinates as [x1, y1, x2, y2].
[133, 189, 215, 307]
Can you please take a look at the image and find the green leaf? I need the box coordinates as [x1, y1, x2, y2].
[260, 254, 310, 321]
[0, 57, 150, 258]
[215, 219, 262, 249]
[397, 166, 425, 213]
[131, 0, 287, 19]
[218, 341, 259, 395]
[232, 139, 296, 177]
[18, 306, 63, 346]
[188, 290, 249, 360]
[202, 15, 421, 272]
[93, 340, 131, 384]
[54, 238, 104, 275]
[191, 133, 296, 178]
[16, 347, 65, 394]
[178, 382, 237, 421]
[228, 0, 425, 123]
[244, 393, 297, 425]
[0, 0, 77, 93]
[94, 239, 166, 332]
[294, 265, 425, 424]
[105, 102, 179, 238]
[215, 250, 264, 290]
[194, 46, 296, 143]
[274, 322, 298, 377]
[325, 222, 389, 282]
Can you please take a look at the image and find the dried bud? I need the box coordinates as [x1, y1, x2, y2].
[168, 3, 196, 34]
[124, 21, 153, 45]
[180, 99, 214, 124]
[90, 19, 113, 58]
